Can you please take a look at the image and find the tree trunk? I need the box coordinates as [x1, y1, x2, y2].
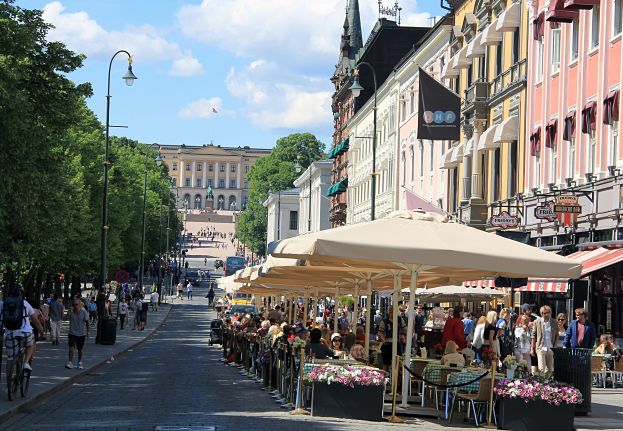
[70, 275, 81, 298]
[23, 265, 36, 304]
[32, 267, 44, 308]
[63, 278, 70, 300]
[2, 265, 15, 297]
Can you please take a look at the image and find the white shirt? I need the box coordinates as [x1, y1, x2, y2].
[186, 283, 193, 292]
[542, 320, 553, 350]
[6, 300, 35, 336]
[151, 292, 159, 303]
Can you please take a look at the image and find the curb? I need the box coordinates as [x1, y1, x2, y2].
[0, 304, 174, 421]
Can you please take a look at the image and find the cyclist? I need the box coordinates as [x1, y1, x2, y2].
[2, 286, 43, 374]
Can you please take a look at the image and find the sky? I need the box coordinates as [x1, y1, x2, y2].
[18, 0, 444, 150]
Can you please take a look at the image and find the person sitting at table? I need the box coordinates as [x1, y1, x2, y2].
[440, 340, 465, 367]
[331, 333, 345, 358]
[306, 328, 334, 360]
[595, 334, 616, 354]
[348, 343, 367, 363]
[441, 306, 467, 351]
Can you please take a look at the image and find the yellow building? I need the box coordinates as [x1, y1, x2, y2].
[441, 0, 527, 228]
[153, 144, 271, 211]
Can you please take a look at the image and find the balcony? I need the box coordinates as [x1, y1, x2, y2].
[329, 202, 347, 226]
[462, 80, 489, 119]
[489, 59, 527, 104]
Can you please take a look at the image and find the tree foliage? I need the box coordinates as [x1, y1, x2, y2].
[237, 133, 325, 255]
[0, 1, 181, 297]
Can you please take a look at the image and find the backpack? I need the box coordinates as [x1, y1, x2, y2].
[2, 296, 25, 331]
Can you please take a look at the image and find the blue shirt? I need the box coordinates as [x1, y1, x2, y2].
[462, 317, 475, 336]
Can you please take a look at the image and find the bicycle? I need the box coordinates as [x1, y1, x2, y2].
[6, 335, 31, 400]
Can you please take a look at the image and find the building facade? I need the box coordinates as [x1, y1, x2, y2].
[293, 160, 333, 234]
[154, 144, 271, 211]
[264, 189, 300, 246]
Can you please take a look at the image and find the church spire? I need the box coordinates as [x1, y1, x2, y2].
[347, 0, 363, 55]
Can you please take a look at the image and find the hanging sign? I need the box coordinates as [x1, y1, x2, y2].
[554, 195, 582, 213]
[489, 211, 519, 229]
[534, 201, 556, 222]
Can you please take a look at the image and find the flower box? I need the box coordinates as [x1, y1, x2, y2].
[311, 382, 384, 421]
[497, 397, 575, 431]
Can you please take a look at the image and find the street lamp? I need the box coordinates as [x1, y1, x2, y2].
[349, 63, 377, 221]
[295, 156, 313, 233]
[100, 51, 137, 292]
[138, 156, 162, 292]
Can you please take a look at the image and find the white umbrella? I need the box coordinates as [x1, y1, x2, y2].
[414, 285, 507, 303]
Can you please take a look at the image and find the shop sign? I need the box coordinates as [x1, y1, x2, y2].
[489, 211, 519, 229]
[534, 201, 556, 222]
[554, 195, 582, 214]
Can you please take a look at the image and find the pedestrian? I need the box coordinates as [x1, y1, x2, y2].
[40, 300, 50, 339]
[441, 305, 467, 350]
[207, 286, 215, 306]
[177, 281, 184, 300]
[555, 313, 567, 348]
[186, 281, 193, 300]
[49, 293, 65, 345]
[140, 295, 149, 331]
[462, 310, 475, 342]
[530, 305, 558, 378]
[88, 299, 97, 326]
[118, 299, 128, 330]
[563, 307, 597, 349]
[134, 296, 143, 330]
[151, 290, 159, 312]
[66, 298, 89, 369]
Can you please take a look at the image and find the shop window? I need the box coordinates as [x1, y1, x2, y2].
[594, 229, 613, 242]
[556, 234, 573, 246]
[576, 231, 591, 244]
[540, 236, 554, 247]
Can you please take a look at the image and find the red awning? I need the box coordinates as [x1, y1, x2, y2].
[581, 101, 597, 133]
[580, 248, 623, 275]
[545, 119, 558, 148]
[546, 0, 579, 23]
[518, 280, 569, 293]
[532, 12, 545, 40]
[603, 89, 620, 125]
[463, 279, 496, 288]
[530, 127, 542, 156]
[564, 0, 600, 10]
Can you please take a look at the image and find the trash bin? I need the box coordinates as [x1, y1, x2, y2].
[553, 348, 591, 414]
[100, 318, 117, 345]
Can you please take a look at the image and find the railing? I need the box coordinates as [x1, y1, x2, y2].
[490, 59, 527, 98]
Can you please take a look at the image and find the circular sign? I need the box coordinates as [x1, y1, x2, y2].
[115, 269, 130, 284]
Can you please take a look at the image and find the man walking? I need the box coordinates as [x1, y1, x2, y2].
[563, 308, 597, 349]
[177, 281, 184, 300]
[118, 299, 128, 330]
[186, 280, 193, 300]
[207, 286, 215, 306]
[66, 298, 89, 369]
[150, 290, 159, 312]
[531, 305, 558, 378]
[49, 293, 64, 345]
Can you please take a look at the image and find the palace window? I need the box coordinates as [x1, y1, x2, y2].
[551, 27, 561, 73]
[197, 163, 202, 171]
[219, 164, 225, 172]
[172, 162, 178, 171]
[208, 164, 214, 172]
[186, 163, 191, 171]
[196, 178, 202, 188]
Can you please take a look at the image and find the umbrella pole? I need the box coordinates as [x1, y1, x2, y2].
[303, 288, 308, 327]
[391, 274, 401, 397]
[334, 284, 340, 335]
[387, 356, 402, 423]
[401, 269, 418, 407]
[481, 355, 498, 428]
[352, 281, 360, 333]
[364, 278, 372, 359]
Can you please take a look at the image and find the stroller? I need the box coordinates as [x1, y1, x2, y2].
[209, 319, 223, 346]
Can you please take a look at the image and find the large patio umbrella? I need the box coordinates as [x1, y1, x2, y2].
[270, 210, 582, 406]
[415, 285, 507, 303]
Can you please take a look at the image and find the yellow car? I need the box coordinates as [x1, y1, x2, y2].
[231, 293, 254, 305]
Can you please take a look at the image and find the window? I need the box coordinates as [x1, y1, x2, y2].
[289, 211, 298, 230]
[478, 53, 487, 79]
[410, 146, 415, 181]
[493, 148, 501, 201]
[512, 30, 520, 64]
[535, 153, 541, 189]
[536, 39, 544, 81]
[609, 124, 619, 166]
[185, 178, 191, 187]
[208, 179, 213, 188]
[229, 179, 236, 189]
[196, 178, 202, 188]
[231, 164, 236, 173]
[208, 164, 214, 172]
[172, 177, 177, 187]
[401, 99, 407, 121]
[186, 163, 191, 171]
[219, 179, 225, 188]
[510, 141, 518, 196]
[419, 141, 424, 177]
[591, 6, 600, 48]
[409, 88, 415, 114]
[570, 18, 579, 61]
[495, 43, 503, 77]
[244, 165, 249, 173]
[243, 180, 249, 189]
[615, 0, 623, 36]
[197, 163, 203, 171]
[429, 142, 434, 172]
[172, 162, 178, 171]
[588, 135, 596, 174]
[551, 143, 558, 184]
[401, 151, 406, 186]
[454, 77, 459, 94]
[219, 164, 225, 172]
[551, 27, 561, 73]
[568, 138, 576, 179]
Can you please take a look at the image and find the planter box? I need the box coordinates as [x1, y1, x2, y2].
[311, 382, 384, 421]
[497, 397, 575, 431]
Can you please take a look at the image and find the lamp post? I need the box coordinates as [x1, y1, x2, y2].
[138, 155, 162, 292]
[99, 50, 137, 291]
[349, 62, 377, 221]
[295, 157, 313, 233]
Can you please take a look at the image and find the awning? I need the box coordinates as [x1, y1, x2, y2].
[466, 33, 486, 58]
[493, 115, 519, 143]
[450, 142, 464, 163]
[439, 147, 456, 169]
[329, 137, 350, 159]
[562, 110, 576, 141]
[480, 20, 503, 45]
[326, 177, 348, 197]
[463, 279, 496, 288]
[452, 46, 471, 69]
[519, 280, 569, 293]
[545, 119, 558, 148]
[496, 2, 521, 32]
[477, 124, 500, 151]
[464, 137, 475, 154]
[452, 25, 463, 38]
[603, 89, 620, 125]
[441, 62, 459, 79]
[547, 0, 578, 23]
[564, 0, 600, 10]
[581, 248, 623, 275]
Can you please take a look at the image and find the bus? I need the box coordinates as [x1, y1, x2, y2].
[224, 256, 245, 276]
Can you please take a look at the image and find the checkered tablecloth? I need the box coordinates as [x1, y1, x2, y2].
[447, 370, 502, 393]
[422, 363, 458, 383]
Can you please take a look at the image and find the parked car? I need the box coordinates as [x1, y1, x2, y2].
[185, 270, 199, 284]
[226, 304, 257, 317]
[224, 256, 245, 276]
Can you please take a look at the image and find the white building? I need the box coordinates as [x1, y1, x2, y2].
[264, 188, 300, 246]
[293, 160, 333, 234]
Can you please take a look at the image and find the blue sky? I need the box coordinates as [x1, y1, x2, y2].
[18, 0, 443, 150]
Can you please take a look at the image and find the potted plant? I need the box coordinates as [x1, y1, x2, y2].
[305, 365, 386, 421]
[494, 377, 582, 431]
[502, 355, 528, 379]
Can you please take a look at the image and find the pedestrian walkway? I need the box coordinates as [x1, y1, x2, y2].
[0, 303, 171, 421]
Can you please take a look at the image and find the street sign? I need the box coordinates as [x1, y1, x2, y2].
[534, 201, 556, 222]
[115, 269, 130, 284]
[489, 211, 519, 229]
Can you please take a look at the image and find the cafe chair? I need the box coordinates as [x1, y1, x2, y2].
[434, 368, 458, 419]
[448, 377, 496, 427]
[411, 360, 428, 403]
[591, 356, 607, 388]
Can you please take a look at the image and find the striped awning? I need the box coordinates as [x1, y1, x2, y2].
[463, 279, 496, 288]
[518, 280, 569, 293]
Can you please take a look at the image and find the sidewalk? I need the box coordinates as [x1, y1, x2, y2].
[0, 303, 172, 421]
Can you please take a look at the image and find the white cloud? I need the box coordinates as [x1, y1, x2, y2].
[226, 60, 331, 129]
[169, 57, 205, 77]
[42, 1, 204, 70]
[177, 97, 234, 119]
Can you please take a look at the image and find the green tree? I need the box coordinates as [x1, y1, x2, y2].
[237, 133, 325, 255]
